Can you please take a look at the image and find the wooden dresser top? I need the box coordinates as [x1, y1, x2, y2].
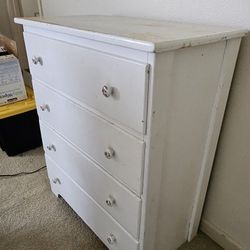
[15, 15, 247, 52]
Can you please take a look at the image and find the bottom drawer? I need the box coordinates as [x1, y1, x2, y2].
[46, 156, 139, 250]
[41, 122, 141, 238]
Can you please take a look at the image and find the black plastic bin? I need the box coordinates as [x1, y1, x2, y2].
[0, 87, 42, 156]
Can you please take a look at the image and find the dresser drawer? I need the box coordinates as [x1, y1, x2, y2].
[41, 123, 141, 238]
[34, 81, 144, 195]
[47, 158, 139, 250]
[24, 32, 149, 134]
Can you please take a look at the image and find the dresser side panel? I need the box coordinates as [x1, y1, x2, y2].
[142, 41, 228, 250]
[188, 37, 242, 240]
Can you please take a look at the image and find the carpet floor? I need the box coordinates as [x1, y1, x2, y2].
[0, 147, 222, 250]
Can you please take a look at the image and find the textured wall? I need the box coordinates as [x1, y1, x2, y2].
[20, 0, 39, 17]
[0, 0, 13, 39]
[41, 0, 250, 248]
[41, 0, 250, 27]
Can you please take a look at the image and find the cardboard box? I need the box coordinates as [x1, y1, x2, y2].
[0, 54, 27, 106]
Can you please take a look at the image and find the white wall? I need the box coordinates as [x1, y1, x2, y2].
[41, 1, 250, 249]
[0, 0, 13, 39]
[41, 0, 250, 28]
[0, 0, 39, 39]
[20, 0, 39, 17]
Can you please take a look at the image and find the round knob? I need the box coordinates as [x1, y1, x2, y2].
[102, 85, 113, 97]
[52, 178, 61, 184]
[104, 147, 115, 159]
[107, 234, 116, 245]
[47, 144, 56, 152]
[32, 56, 43, 65]
[40, 104, 50, 112]
[106, 195, 116, 207]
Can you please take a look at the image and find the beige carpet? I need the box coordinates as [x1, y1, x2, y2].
[0, 147, 222, 250]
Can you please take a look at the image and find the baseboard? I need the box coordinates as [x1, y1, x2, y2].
[200, 219, 245, 250]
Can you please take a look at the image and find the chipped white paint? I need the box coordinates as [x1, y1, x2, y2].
[15, 16, 247, 52]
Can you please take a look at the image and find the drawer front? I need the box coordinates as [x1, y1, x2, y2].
[24, 32, 149, 134]
[46, 158, 139, 250]
[34, 81, 144, 195]
[41, 123, 141, 238]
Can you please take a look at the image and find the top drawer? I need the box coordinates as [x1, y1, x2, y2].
[24, 33, 149, 134]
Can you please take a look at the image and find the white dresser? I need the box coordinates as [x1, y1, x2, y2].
[15, 16, 246, 250]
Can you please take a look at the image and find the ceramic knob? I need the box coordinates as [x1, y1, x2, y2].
[102, 85, 113, 97]
[40, 104, 50, 112]
[32, 56, 43, 65]
[52, 178, 60, 184]
[47, 144, 56, 152]
[107, 234, 116, 245]
[106, 195, 116, 207]
[104, 147, 115, 159]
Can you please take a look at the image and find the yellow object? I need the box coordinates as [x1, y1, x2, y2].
[0, 87, 36, 119]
